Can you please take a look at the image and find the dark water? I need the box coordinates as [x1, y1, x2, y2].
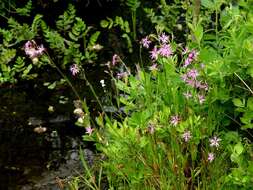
[0, 83, 91, 189]
[0, 1, 127, 189]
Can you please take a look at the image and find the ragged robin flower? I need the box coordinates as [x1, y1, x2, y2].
[24, 40, 45, 63]
[70, 64, 80, 76]
[170, 115, 180, 126]
[140, 36, 152, 48]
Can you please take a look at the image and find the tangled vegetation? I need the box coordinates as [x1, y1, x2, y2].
[1, 0, 253, 189]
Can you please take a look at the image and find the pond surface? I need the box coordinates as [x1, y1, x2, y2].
[0, 84, 94, 189]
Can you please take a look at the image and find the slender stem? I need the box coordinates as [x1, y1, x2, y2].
[234, 72, 253, 95]
[0, 13, 9, 20]
[81, 71, 105, 113]
[45, 52, 81, 100]
[223, 113, 241, 127]
[45, 52, 93, 125]
[132, 11, 136, 40]
[216, 9, 218, 43]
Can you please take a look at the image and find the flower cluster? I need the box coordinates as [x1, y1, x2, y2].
[140, 33, 173, 61]
[181, 67, 208, 90]
[150, 43, 172, 60]
[207, 136, 221, 163]
[183, 49, 198, 67]
[180, 48, 208, 104]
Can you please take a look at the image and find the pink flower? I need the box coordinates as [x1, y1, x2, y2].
[117, 72, 128, 79]
[70, 64, 80, 76]
[140, 36, 151, 48]
[158, 44, 172, 57]
[183, 91, 192, 99]
[112, 54, 120, 66]
[147, 124, 155, 134]
[85, 126, 94, 136]
[182, 130, 192, 142]
[209, 136, 221, 148]
[187, 69, 199, 79]
[183, 57, 192, 67]
[186, 79, 196, 87]
[150, 46, 159, 60]
[199, 81, 209, 91]
[195, 80, 202, 88]
[170, 115, 180, 126]
[182, 49, 198, 67]
[159, 33, 169, 44]
[208, 152, 215, 162]
[181, 74, 188, 82]
[24, 40, 45, 58]
[188, 50, 198, 60]
[198, 94, 205, 104]
[149, 64, 158, 72]
[182, 47, 189, 55]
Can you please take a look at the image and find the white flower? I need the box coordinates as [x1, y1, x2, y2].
[100, 79, 106, 87]
[208, 152, 215, 162]
[209, 136, 221, 148]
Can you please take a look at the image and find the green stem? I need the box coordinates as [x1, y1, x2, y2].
[45, 52, 81, 100]
[215, 8, 219, 44]
[81, 71, 105, 113]
[234, 72, 253, 95]
[45, 52, 91, 119]
[132, 11, 136, 40]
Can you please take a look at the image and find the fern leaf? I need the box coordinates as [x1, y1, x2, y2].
[126, 0, 140, 11]
[16, 0, 32, 16]
[56, 4, 76, 32]
[88, 31, 100, 48]
[31, 14, 43, 34]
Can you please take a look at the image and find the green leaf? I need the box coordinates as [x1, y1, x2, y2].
[233, 98, 245, 108]
[31, 14, 43, 33]
[16, 0, 32, 16]
[234, 142, 244, 155]
[88, 31, 100, 47]
[21, 64, 33, 78]
[100, 20, 109, 28]
[68, 31, 78, 41]
[247, 97, 253, 110]
[201, 0, 215, 9]
[48, 82, 56, 89]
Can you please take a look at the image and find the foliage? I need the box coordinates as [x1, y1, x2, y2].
[100, 16, 133, 53]
[144, 0, 183, 34]
[0, 3, 102, 85]
[78, 0, 253, 189]
[1, 0, 253, 189]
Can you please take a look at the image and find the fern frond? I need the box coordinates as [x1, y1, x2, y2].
[44, 30, 66, 54]
[88, 31, 100, 48]
[0, 48, 16, 64]
[31, 14, 43, 34]
[126, 0, 140, 11]
[56, 4, 76, 32]
[16, 0, 32, 16]
[13, 57, 26, 72]
[68, 17, 86, 41]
